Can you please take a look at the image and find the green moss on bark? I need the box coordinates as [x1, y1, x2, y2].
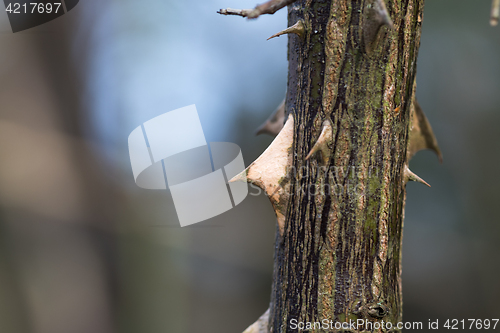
[269, 1, 424, 332]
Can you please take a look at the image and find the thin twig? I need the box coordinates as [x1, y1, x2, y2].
[217, 8, 253, 18]
[218, 0, 298, 19]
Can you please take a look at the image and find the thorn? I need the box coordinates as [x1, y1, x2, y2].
[255, 99, 285, 136]
[492, 0, 500, 26]
[267, 20, 305, 40]
[374, 0, 394, 29]
[404, 165, 431, 187]
[363, 0, 394, 54]
[408, 99, 443, 163]
[229, 169, 248, 184]
[233, 115, 295, 236]
[237, 115, 294, 189]
[305, 119, 333, 165]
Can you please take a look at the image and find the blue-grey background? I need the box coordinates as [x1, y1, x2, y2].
[0, 1, 498, 332]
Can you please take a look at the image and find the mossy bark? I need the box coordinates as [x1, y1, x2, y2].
[270, 0, 424, 332]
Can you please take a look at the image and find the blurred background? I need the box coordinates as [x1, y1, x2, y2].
[0, 0, 498, 332]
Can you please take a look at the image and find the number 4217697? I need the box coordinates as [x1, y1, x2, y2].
[5, 3, 62, 14]
[444, 319, 499, 330]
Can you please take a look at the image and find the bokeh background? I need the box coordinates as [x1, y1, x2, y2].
[0, 1, 499, 332]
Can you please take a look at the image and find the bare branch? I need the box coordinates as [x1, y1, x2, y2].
[218, 0, 298, 19]
[217, 8, 253, 18]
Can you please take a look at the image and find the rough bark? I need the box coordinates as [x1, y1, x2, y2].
[270, 1, 425, 331]
[222, 0, 433, 332]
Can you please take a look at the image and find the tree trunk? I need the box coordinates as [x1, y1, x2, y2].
[221, 1, 433, 332]
[271, 1, 424, 331]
